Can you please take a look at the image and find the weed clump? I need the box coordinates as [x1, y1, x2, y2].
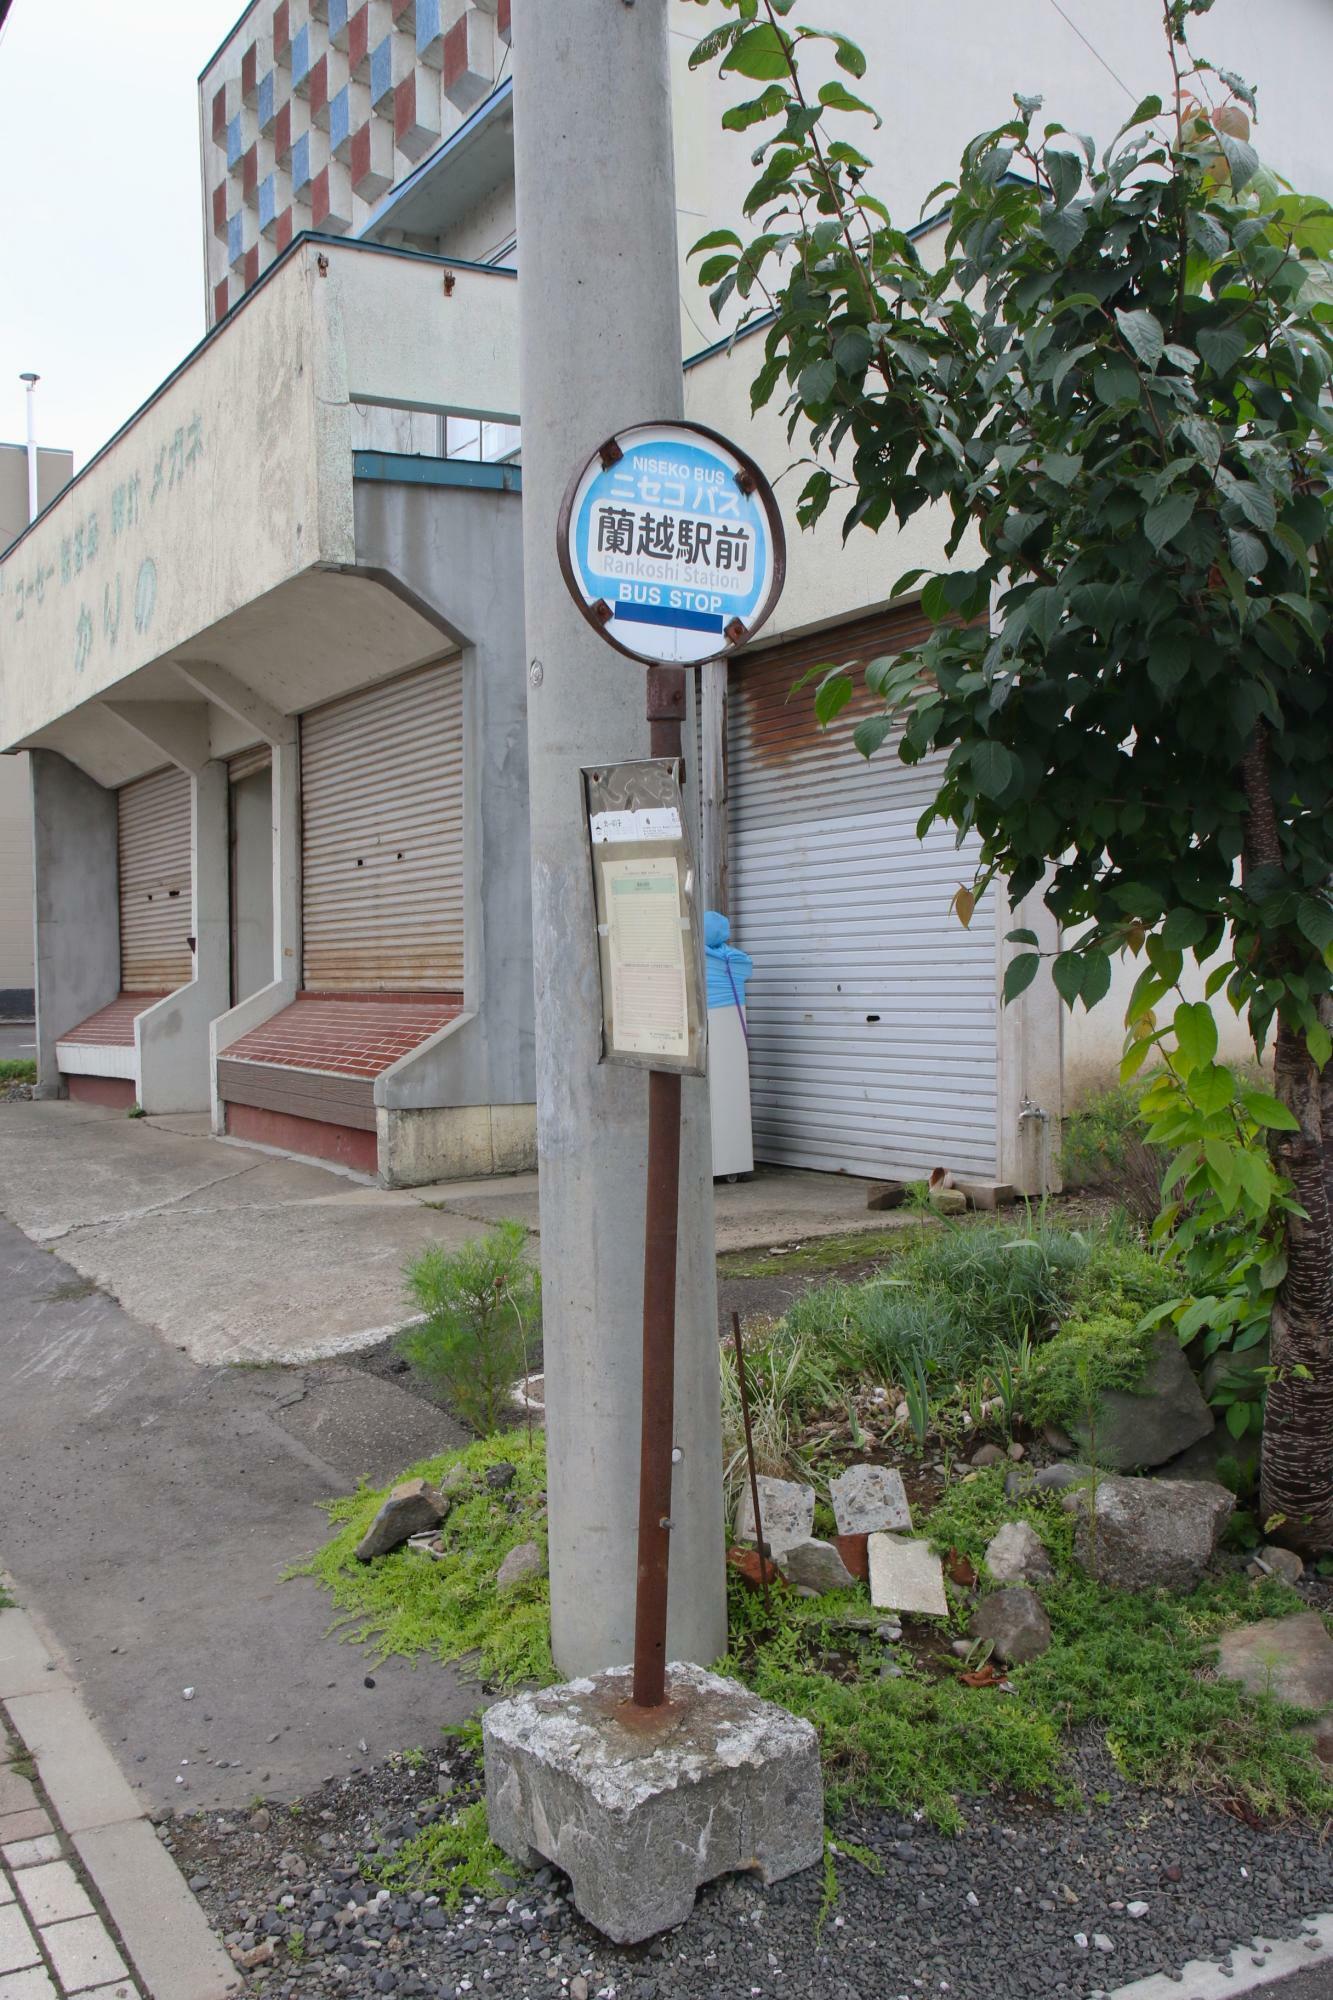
[400, 1221, 539, 1435]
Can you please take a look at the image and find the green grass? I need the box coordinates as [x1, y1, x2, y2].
[302, 1436, 1333, 1834]
[290, 1432, 553, 1688]
[718, 1226, 917, 1280]
[0, 1059, 34, 1085]
[363, 1800, 511, 1907]
[0, 1583, 14, 1611]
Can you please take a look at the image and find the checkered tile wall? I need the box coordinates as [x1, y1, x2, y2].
[201, 0, 510, 323]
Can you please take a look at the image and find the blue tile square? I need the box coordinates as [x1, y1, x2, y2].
[329, 83, 352, 153]
[416, 0, 441, 56]
[291, 22, 311, 86]
[228, 210, 244, 264]
[226, 113, 243, 169]
[258, 69, 275, 130]
[292, 129, 311, 191]
[370, 34, 393, 105]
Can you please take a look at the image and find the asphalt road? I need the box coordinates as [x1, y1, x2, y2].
[0, 1214, 475, 1815]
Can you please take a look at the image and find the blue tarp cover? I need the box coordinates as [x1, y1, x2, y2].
[704, 909, 752, 1011]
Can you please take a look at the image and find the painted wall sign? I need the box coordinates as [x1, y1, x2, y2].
[558, 421, 785, 667]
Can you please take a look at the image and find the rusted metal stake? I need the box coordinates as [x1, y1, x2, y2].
[632, 664, 689, 1709]
[730, 1309, 771, 1616]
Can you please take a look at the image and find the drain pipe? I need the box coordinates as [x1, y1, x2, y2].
[19, 372, 39, 523]
[1018, 1097, 1051, 1198]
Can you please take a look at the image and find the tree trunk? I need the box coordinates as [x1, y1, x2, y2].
[1259, 1017, 1333, 1549]
[1247, 731, 1333, 1547]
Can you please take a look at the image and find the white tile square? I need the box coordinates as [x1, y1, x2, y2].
[76, 1987, 138, 2000]
[0, 1968, 57, 2000]
[40, 1915, 128, 1994]
[18, 1860, 93, 1928]
[0, 1819, 51, 1850]
[0, 1879, 11, 1908]
[0, 1842, 57, 1874]
[0, 1905, 39, 1975]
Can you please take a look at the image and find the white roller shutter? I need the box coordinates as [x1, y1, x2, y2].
[118, 767, 193, 993]
[728, 608, 999, 1181]
[301, 658, 464, 991]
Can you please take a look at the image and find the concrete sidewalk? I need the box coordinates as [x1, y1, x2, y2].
[0, 1100, 890, 1366]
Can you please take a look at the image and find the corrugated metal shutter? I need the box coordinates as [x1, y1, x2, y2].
[300, 658, 464, 991]
[118, 767, 194, 993]
[227, 743, 272, 785]
[728, 607, 999, 1181]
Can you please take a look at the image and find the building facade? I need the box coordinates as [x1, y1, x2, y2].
[1, 440, 74, 1015]
[3, 0, 1327, 1182]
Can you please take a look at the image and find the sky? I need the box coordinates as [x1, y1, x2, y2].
[0, 0, 243, 472]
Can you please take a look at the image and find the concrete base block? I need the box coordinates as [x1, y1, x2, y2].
[483, 1661, 824, 1943]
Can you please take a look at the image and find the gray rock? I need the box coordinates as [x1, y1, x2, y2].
[868, 1535, 948, 1616]
[929, 1186, 967, 1215]
[483, 1661, 824, 1943]
[970, 1444, 1006, 1469]
[1069, 1330, 1214, 1472]
[1034, 1463, 1090, 1493]
[969, 1587, 1052, 1664]
[497, 1541, 547, 1591]
[1158, 1426, 1259, 1487]
[1215, 1612, 1333, 1712]
[984, 1521, 1055, 1588]
[1043, 1424, 1076, 1455]
[1256, 1544, 1306, 1587]
[829, 1463, 912, 1536]
[779, 1538, 857, 1594]
[733, 1476, 815, 1558]
[1073, 1475, 1233, 1591]
[866, 1181, 905, 1211]
[355, 1479, 447, 1562]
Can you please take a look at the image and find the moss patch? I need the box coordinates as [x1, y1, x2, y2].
[291, 1432, 553, 1688]
[718, 1227, 918, 1280]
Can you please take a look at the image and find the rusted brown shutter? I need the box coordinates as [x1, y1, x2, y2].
[727, 605, 1000, 1181]
[300, 658, 464, 992]
[118, 767, 193, 993]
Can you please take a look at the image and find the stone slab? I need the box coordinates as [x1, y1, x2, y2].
[484, 1661, 823, 1943]
[0, 1616, 54, 1701]
[3, 1692, 140, 1833]
[1073, 1475, 1233, 1592]
[39, 1914, 128, 1994]
[829, 1464, 912, 1536]
[0, 1967, 58, 2000]
[1215, 1612, 1333, 1713]
[15, 1860, 93, 1927]
[867, 1535, 948, 1617]
[75, 1820, 242, 2000]
[733, 1477, 815, 1559]
[0, 1909, 38, 1976]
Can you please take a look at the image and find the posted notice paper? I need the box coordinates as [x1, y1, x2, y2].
[602, 855, 690, 1061]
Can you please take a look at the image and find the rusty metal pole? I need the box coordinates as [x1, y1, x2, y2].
[632, 663, 688, 1708]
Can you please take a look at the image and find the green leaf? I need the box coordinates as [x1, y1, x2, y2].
[1115, 307, 1165, 369]
[1160, 906, 1208, 950]
[813, 670, 854, 727]
[1003, 952, 1041, 1004]
[853, 714, 894, 759]
[920, 574, 951, 623]
[1241, 1090, 1300, 1132]
[818, 81, 880, 124]
[1218, 130, 1259, 195]
[1144, 492, 1196, 551]
[970, 740, 1019, 798]
[1296, 896, 1333, 955]
[1051, 952, 1085, 1008]
[798, 357, 837, 405]
[722, 24, 793, 81]
[1094, 360, 1139, 405]
[1226, 1401, 1251, 1442]
[1197, 323, 1249, 375]
[826, 32, 867, 77]
[1173, 1001, 1219, 1073]
[1081, 952, 1112, 1009]
[690, 228, 743, 256]
[1190, 1064, 1235, 1115]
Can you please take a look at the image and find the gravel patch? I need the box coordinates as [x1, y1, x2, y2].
[166, 1728, 1333, 2000]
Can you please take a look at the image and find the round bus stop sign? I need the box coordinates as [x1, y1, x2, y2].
[557, 421, 785, 667]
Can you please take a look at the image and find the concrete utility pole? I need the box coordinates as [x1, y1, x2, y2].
[512, 0, 726, 1677]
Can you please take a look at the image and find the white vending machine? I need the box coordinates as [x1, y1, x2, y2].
[704, 911, 755, 1180]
